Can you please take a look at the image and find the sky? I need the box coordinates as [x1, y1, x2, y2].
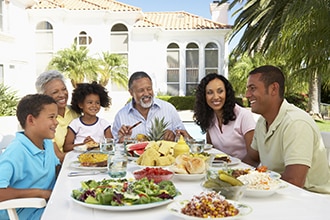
[119, 0, 243, 52]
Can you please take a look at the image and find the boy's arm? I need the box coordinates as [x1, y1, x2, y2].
[0, 187, 51, 202]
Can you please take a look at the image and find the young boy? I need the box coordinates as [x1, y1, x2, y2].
[0, 94, 61, 220]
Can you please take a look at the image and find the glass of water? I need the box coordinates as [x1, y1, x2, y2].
[100, 138, 115, 154]
[188, 138, 205, 153]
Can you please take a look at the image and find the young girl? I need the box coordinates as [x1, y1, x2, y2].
[63, 82, 113, 152]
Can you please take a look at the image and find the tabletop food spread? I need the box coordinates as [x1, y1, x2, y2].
[41, 138, 330, 220]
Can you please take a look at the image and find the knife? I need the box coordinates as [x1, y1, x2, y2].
[68, 171, 104, 177]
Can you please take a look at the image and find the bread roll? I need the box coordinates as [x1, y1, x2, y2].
[175, 154, 191, 165]
[171, 164, 188, 174]
[185, 157, 205, 174]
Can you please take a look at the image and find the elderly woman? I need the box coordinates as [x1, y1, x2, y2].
[35, 70, 80, 156]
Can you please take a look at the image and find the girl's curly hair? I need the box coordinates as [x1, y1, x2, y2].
[193, 73, 236, 133]
[71, 81, 111, 114]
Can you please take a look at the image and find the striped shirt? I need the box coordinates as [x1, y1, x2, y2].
[112, 98, 185, 139]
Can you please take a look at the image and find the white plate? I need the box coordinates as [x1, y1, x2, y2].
[174, 173, 205, 181]
[167, 199, 252, 219]
[244, 183, 281, 197]
[267, 170, 281, 179]
[70, 161, 107, 171]
[212, 157, 241, 166]
[73, 145, 88, 152]
[71, 196, 174, 211]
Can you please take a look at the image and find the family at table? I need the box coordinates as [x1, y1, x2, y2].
[1, 65, 330, 220]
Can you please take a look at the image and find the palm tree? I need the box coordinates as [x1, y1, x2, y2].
[96, 52, 128, 89]
[220, 0, 330, 114]
[0, 84, 19, 116]
[229, 52, 308, 98]
[48, 44, 98, 88]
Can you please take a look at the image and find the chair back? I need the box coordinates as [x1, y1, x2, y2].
[0, 198, 46, 220]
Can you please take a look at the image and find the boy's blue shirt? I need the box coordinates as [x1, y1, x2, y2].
[0, 131, 60, 220]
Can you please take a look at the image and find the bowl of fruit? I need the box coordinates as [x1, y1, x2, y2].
[202, 169, 247, 200]
[133, 167, 174, 183]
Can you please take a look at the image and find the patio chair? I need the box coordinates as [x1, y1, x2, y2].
[0, 198, 46, 220]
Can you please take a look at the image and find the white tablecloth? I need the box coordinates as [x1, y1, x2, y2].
[41, 150, 330, 220]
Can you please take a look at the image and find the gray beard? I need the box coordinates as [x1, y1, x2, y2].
[140, 96, 153, 108]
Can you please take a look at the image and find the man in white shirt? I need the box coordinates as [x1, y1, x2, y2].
[112, 71, 190, 142]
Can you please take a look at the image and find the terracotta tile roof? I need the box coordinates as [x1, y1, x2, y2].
[33, 0, 141, 11]
[32, 0, 231, 30]
[138, 11, 231, 30]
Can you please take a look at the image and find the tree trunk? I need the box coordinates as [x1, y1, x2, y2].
[308, 70, 321, 119]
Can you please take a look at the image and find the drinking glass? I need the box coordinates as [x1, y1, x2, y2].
[100, 138, 115, 154]
[188, 138, 205, 153]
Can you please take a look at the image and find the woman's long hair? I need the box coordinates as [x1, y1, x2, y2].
[193, 73, 236, 133]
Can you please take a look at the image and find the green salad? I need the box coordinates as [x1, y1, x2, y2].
[72, 177, 178, 206]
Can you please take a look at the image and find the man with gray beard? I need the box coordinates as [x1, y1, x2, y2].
[112, 71, 190, 142]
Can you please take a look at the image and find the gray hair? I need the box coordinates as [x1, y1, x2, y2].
[35, 70, 66, 94]
[128, 71, 152, 90]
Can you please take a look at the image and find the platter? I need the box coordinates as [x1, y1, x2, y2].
[212, 157, 241, 167]
[71, 196, 174, 211]
[73, 145, 88, 152]
[70, 161, 107, 171]
[244, 183, 281, 197]
[167, 199, 252, 220]
[173, 172, 205, 181]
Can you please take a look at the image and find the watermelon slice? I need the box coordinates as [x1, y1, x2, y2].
[127, 142, 148, 151]
[133, 149, 145, 157]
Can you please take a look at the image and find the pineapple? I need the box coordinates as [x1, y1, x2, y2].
[146, 117, 169, 141]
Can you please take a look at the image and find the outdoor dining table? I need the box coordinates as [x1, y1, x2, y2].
[41, 148, 330, 220]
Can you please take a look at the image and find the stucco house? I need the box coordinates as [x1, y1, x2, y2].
[1, 0, 231, 97]
[0, 0, 231, 149]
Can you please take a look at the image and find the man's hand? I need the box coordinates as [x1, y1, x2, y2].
[163, 129, 175, 141]
[118, 125, 132, 143]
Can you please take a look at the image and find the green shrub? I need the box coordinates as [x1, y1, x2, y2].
[157, 96, 195, 110]
[285, 93, 308, 111]
[0, 84, 19, 116]
[169, 96, 195, 110]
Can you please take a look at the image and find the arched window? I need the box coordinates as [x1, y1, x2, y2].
[35, 21, 53, 74]
[205, 42, 218, 75]
[74, 31, 92, 49]
[186, 43, 199, 95]
[110, 23, 128, 91]
[110, 23, 128, 58]
[167, 43, 180, 95]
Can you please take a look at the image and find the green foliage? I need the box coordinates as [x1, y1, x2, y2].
[221, 0, 330, 114]
[146, 117, 169, 141]
[316, 120, 330, 132]
[164, 96, 195, 110]
[48, 44, 128, 88]
[0, 84, 19, 116]
[285, 93, 309, 111]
